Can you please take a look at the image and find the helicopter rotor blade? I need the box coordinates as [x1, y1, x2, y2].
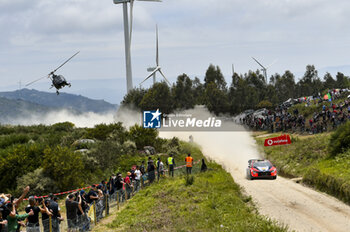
[51, 51, 80, 74]
[25, 75, 49, 87]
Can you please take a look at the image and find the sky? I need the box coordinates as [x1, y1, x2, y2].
[1, 0, 350, 104]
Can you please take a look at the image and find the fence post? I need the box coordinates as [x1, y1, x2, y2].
[117, 191, 120, 210]
[125, 189, 128, 201]
[49, 215, 52, 232]
[132, 184, 135, 197]
[93, 200, 97, 226]
[105, 195, 108, 216]
[141, 177, 144, 189]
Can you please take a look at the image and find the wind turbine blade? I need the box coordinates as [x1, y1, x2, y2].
[25, 75, 49, 87]
[158, 69, 171, 85]
[266, 59, 278, 69]
[51, 51, 80, 74]
[252, 57, 266, 70]
[156, 24, 159, 66]
[140, 67, 159, 85]
[129, 0, 134, 43]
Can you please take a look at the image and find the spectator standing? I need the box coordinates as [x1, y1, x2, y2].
[25, 196, 49, 232]
[124, 172, 133, 199]
[48, 195, 62, 232]
[86, 185, 99, 204]
[147, 160, 156, 184]
[65, 193, 83, 232]
[41, 199, 53, 232]
[166, 154, 175, 177]
[115, 174, 124, 202]
[185, 153, 194, 175]
[200, 159, 207, 172]
[139, 161, 146, 175]
[134, 166, 142, 192]
[7, 203, 33, 232]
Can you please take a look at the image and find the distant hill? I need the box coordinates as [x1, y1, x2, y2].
[0, 88, 118, 113]
[0, 97, 55, 123]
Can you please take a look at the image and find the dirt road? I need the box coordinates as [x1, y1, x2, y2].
[160, 131, 350, 232]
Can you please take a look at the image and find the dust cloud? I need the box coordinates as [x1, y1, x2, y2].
[159, 106, 262, 175]
[5, 110, 116, 128]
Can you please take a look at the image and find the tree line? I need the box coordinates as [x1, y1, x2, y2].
[122, 64, 350, 115]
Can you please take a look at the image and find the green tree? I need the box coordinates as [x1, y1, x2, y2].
[323, 72, 336, 90]
[204, 64, 227, 91]
[205, 83, 230, 115]
[172, 74, 195, 109]
[336, 72, 350, 89]
[129, 124, 159, 150]
[275, 70, 296, 101]
[139, 82, 173, 114]
[192, 77, 205, 105]
[121, 88, 147, 109]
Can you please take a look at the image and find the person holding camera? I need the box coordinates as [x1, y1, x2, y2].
[65, 193, 83, 232]
[25, 196, 51, 232]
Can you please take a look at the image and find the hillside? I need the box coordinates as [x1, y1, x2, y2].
[0, 88, 117, 113]
[0, 97, 55, 123]
[95, 164, 287, 232]
[254, 127, 350, 204]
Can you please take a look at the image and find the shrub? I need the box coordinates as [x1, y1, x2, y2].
[184, 175, 195, 186]
[329, 121, 350, 157]
[16, 168, 58, 196]
[128, 124, 158, 149]
[42, 146, 85, 191]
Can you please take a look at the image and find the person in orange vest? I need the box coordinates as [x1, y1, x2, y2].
[185, 153, 194, 174]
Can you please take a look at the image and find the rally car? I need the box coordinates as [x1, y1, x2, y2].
[246, 159, 277, 180]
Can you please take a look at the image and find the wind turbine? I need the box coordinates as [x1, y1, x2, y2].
[252, 57, 277, 83]
[140, 25, 171, 86]
[113, 0, 161, 93]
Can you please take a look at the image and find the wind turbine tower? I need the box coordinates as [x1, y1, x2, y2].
[113, 0, 161, 93]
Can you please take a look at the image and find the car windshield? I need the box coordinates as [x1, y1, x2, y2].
[253, 161, 271, 168]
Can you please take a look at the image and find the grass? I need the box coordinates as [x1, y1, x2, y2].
[95, 162, 288, 232]
[255, 133, 350, 204]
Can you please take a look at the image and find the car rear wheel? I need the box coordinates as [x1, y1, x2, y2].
[272, 176, 277, 180]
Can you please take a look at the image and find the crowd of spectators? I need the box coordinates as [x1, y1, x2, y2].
[240, 89, 350, 134]
[0, 153, 201, 232]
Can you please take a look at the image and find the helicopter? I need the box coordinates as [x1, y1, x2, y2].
[25, 51, 80, 95]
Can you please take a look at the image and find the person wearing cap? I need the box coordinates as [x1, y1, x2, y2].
[124, 172, 133, 199]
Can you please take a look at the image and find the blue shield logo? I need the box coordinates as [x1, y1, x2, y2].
[143, 109, 161, 128]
